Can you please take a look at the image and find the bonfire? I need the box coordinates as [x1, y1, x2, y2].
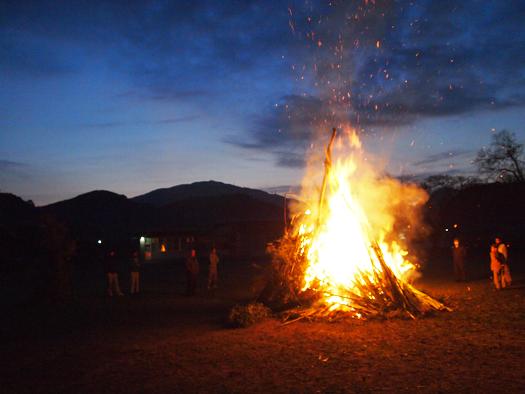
[264, 127, 450, 322]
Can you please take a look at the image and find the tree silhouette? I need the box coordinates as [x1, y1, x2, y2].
[475, 130, 524, 183]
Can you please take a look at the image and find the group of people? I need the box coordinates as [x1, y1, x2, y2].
[104, 250, 124, 297]
[185, 247, 220, 296]
[104, 247, 220, 297]
[452, 236, 512, 289]
[104, 250, 140, 297]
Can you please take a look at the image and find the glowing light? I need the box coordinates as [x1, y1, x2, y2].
[97, 240, 102, 244]
[293, 128, 427, 313]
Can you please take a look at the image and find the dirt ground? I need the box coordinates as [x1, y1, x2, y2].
[1, 261, 524, 394]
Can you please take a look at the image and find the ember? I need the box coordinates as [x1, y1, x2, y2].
[268, 127, 450, 321]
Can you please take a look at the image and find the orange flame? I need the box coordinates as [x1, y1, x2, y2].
[292, 127, 427, 314]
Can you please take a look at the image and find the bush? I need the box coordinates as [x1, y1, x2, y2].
[228, 302, 272, 328]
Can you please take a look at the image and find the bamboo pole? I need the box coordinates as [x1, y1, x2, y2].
[316, 127, 337, 229]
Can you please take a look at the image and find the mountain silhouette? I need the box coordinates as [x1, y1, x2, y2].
[0, 193, 37, 226]
[37, 183, 285, 239]
[161, 193, 283, 229]
[40, 190, 156, 239]
[131, 180, 283, 207]
[4, 181, 523, 252]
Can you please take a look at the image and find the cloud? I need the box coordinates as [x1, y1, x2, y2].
[81, 121, 126, 129]
[1, 1, 292, 100]
[0, 159, 26, 170]
[225, 94, 340, 166]
[227, 0, 525, 167]
[291, 0, 525, 124]
[412, 149, 474, 167]
[2, 0, 524, 173]
[155, 116, 200, 124]
[263, 185, 301, 195]
[276, 152, 306, 168]
[239, 95, 331, 147]
[80, 116, 199, 129]
[0, 160, 31, 182]
[0, 32, 75, 78]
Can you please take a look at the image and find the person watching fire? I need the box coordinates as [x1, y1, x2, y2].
[130, 250, 141, 294]
[105, 249, 123, 297]
[208, 248, 219, 291]
[493, 236, 512, 288]
[185, 248, 199, 296]
[451, 238, 467, 282]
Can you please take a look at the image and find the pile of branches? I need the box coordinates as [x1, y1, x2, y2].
[258, 128, 451, 323]
[263, 236, 450, 323]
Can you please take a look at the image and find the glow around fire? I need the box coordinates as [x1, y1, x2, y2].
[293, 127, 426, 312]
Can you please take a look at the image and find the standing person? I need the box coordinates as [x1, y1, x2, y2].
[105, 249, 123, 297]
[495, 236, 512, 287]
[208, 248, 220, 290]
[185, 248, 199, 295]
[490, 243, 503, 290]
[451, 238, 467, 282]
[130, 250, 141, 294]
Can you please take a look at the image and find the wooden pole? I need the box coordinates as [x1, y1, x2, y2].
[316, 128, 337, 228]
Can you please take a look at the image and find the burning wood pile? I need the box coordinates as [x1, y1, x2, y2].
[263, 127, 450, 322]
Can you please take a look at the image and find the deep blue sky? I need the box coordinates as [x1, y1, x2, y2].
[2, 0, 524, 205]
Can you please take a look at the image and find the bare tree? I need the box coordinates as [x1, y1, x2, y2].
[475, 130, 525, 183]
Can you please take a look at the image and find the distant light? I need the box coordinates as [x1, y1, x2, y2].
[140, 236, 145, 242]
[97, 240, 102, 244]
[445, 228, 449, 232]
[453, 223, 458, 229]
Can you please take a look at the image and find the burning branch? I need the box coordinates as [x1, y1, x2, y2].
[316, 127, 337, 229]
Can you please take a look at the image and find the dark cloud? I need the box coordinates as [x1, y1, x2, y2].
[310, 0, 525, 122]
[412, 149, 474, 167]
[1, 1, 292, 99]
[80, 116, 199, 130]
[2, 0, 524, 173]
[81, 121, 125, 129]
[397, 167, 474, 183]
[0, 159, 26, 169]
[276, 152, 306, 168]
[0, 160, 31, 182]
[263, 185, 301, 195]
[226, 0, 525, 167]
[225, 94, 341, 166]
[0, 34, 75, 77]
[155, 116, 200, 124]
[148, 90, 214, 102]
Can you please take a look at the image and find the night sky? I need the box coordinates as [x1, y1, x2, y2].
[2, 0, 524, 205]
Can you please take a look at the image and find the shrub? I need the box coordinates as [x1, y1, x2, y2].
[228, 302, 272, 328]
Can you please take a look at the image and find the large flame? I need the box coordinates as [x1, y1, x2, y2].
[291, 127, 427, 316]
